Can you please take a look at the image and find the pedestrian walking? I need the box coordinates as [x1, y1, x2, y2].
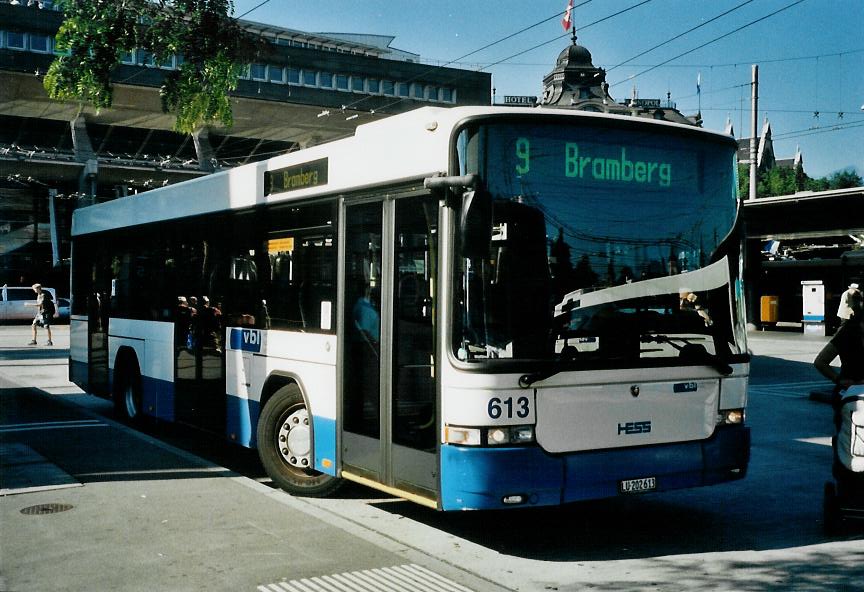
[837, 282, 861, 323]
[27, 283, 54, 346]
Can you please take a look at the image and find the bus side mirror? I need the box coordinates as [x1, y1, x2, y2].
[459, 189, 492, 259]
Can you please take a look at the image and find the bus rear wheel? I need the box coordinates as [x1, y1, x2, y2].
[113, 358, 144, 425]
[257, 383, 342, 497]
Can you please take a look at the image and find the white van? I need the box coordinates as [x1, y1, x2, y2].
[0, 286, 57, 322]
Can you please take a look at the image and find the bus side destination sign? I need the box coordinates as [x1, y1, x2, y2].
[265, 158, 328, 196]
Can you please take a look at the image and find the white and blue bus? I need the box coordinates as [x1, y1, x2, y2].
[69, 106, 750, 510]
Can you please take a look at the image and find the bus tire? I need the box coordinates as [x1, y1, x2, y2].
[113, 356, 144, 425]
[256, 383, 342, 497]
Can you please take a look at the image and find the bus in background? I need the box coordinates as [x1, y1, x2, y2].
[69, 106, 749, 511]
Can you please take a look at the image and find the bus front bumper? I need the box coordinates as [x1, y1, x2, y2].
[439, 424, 750, 511]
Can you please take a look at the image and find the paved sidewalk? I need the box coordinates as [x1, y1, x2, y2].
[0, 326, 505, 592]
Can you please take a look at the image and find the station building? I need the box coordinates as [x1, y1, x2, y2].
[0, 1, 491, 288]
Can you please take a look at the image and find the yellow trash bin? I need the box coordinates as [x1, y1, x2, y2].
[760, 295, 779, 323]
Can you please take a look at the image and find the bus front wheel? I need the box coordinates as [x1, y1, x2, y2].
[257, 383, 342, 497]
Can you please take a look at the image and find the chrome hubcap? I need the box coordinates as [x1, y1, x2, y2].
[124, 384, 137, 418]
[277, 408, 311, 469]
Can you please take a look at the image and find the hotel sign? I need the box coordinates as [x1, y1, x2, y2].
[503, 95, 537, 106]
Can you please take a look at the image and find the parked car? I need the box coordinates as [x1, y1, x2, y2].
[56, 297, 70, 323]
[0, 285, 57, 322]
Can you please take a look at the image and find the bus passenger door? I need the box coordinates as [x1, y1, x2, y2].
[88, 290, 110, 395]
[341, 194, 438, 503]
[87, 254, 111, 397]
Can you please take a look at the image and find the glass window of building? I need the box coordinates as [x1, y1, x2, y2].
[367, 78, 380, 94]
[441, 87, 454, 102]
[250, 63, 267, 81]
[382, 80, 395, 96]
[318, 71, 333, 88]
[29, 34, 50, 53]
[120, 50, 135, 64]
[268, 65, 284, 83]
[287, 68, 300, 85]
[303, 69, 317, 86]
[425, 85, 439, 101]
[397, 82, 410, 98]
[336, 74, 349, 91]
[7, 31, 26, 50]
[351, 76, 364, 93]
[138, 49, 156, 67]
[411, 83, 424, 99]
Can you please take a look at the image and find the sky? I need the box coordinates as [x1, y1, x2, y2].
[232, 0, 863, 179]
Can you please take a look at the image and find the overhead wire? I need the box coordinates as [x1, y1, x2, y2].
[609, 0, 809, 88]
[434, 45, 864, 69]
[237, 0, 272, 20]
[771, 121, 864, 141]
[331, 1, 596, 114]
[605, 0, 756, 74]
[371, 0, 656, 116]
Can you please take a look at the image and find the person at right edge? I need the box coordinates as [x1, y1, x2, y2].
[815, 289, 864, 403]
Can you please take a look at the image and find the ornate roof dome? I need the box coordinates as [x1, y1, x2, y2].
[557, 42, 593, 68]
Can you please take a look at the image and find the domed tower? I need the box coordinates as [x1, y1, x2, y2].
[540, 34, 614, 111]
[538, 34, 701, 126]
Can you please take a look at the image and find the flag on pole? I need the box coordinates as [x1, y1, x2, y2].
[697, 72, 702, 93]
[562, 0, 573, 32]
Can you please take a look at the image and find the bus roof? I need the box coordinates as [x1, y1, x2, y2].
[72, 106, 735, 237]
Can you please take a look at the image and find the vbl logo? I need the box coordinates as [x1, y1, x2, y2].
[230, 328, 262, 352]
[618, 420, 651, 435]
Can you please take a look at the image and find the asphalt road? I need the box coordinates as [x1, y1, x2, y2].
[1, 325, 863, 591]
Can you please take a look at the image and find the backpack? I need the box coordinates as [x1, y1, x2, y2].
[42, 294, 55, 317]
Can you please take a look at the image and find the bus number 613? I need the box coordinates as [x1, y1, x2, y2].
[488, 396, 530, 420]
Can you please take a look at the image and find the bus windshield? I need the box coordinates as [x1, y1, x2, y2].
[454, 119, 743, 368]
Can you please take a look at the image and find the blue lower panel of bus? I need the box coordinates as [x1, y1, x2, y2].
[102, 367, 176, 422]
[440, 425, 750, 511]
[140, 375, 175, 422]
[226, 395, 258, 448]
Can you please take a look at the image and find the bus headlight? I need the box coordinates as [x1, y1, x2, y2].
[444, 425, 535, 446]
[717, 408, 745, 425]
[488, 425, 535, 445]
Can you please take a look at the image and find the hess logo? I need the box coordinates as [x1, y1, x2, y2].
[618, 420, 651, 435]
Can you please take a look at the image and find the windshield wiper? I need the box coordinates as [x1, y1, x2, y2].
[641, 334, 733, 375]
[518, 346, 579, 388]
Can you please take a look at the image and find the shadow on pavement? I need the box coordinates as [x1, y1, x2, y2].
[0, 348, 69, 361]
[1, 386, 238, 490]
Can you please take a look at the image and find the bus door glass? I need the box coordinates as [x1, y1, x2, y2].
[173, 228, 230, 432]
[89, 246, 111, 395]
[343, 201, 383, 476]
[341, 194, 438, 497]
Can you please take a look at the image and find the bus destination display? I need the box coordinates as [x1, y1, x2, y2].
[265, 158, 329, 196]
[512, 136, 698, 192]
